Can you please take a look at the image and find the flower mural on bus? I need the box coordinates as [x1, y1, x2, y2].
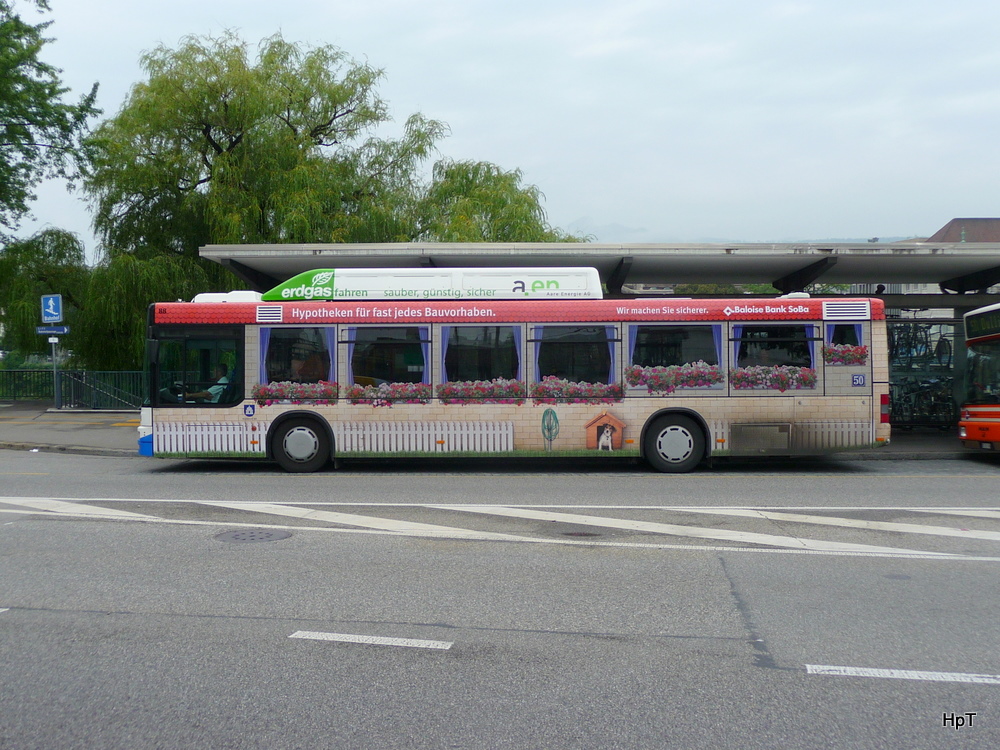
[436, 378, 527, 405]
[530, 376, 625, 404]
[345, 381, 433, 407]
[252, 380, 339, 406]
[624, 362, 724, 394]
[729, 365, 817, 391]
[822, 344, 868, 366]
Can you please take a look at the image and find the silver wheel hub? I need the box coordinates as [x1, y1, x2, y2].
[283, 427, 320, 462]
[655, 426, 694, 463]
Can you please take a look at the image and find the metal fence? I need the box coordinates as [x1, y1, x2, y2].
[0, 370, 144, 409]
[886, 319, 960, 429]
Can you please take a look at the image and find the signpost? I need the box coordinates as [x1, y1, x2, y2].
[41, 294, 63, 323]
[39, 295, 65, 408]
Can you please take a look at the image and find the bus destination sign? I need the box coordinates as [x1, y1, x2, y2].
[965, 306, 1000, 341]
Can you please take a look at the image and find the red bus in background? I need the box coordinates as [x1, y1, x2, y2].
[959, 301, 1000, 452]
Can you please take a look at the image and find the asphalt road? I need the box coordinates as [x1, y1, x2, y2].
[2, 451, 1000, 749]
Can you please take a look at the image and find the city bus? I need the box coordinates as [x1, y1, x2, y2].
[959, 301, 1000, 452]
[137, 267, 891, 472]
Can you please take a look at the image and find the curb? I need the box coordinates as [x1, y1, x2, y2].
[0, 441, 138, 458]
[839, 451, 968, 461]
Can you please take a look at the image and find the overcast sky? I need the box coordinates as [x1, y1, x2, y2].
[20, 0, 1000, 255]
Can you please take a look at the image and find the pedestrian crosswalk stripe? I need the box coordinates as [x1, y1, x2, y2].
[429, 505, 952, 555]
[0, 497, 157, 519]
[910, 508, 1000, 521]
[202, 501, 538, 542]
[668, 507, 1000, 541]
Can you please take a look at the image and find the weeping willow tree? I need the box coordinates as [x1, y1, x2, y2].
[84, 31, 446, 257]
[0, 227, 88, 357]
[418, 160, 584, 242]
[77, 255, 216, 370]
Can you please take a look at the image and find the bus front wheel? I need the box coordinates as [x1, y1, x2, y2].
[644, 416, 705, 473]
[271, 418, 330, 473]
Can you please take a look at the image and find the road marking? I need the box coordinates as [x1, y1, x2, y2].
[0, 508, 994, 559]
[806, 664, 1000, 685]
[910, 508, 1000, 521]
[0, 497, 157, 519]
[669, 508, 1000, 541]
[0, 608, 8, 614]
[430, 505, 954, 555]
[237, 502, 1000, 513]
[289, 631, 453, 650]
[202, 501, 539, 542]
[4, 497, 1000, 560]
[34, 499, 1000, 513]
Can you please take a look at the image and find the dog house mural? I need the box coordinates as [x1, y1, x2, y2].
[585, 411, 626, 451]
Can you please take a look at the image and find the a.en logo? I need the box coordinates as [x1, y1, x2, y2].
[512, 278, 560, 295]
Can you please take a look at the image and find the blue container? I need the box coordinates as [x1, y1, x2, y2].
[138, 434, 153, 457]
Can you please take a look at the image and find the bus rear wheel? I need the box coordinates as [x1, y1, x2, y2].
[644, 415, 705, 473]
[271, 418, 330, 473]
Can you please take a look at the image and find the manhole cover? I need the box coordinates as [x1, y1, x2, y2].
[214, 529, 293, 543]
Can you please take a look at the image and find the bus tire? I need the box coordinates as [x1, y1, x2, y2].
[271, 418, 330, 473]
[644, 415, 705, 473]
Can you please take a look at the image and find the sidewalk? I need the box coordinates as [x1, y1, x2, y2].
[0, 400, 139, 457]
[0, 399, 969, 461]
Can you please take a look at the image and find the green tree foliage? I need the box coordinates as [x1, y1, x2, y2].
[0, 0, 98, 237]
[77, 255, 213, 370]
[672, 283, 782, 295]
[84, 31, 446, 257]
[418, 160, 584, 242]
[672, 283, 746, 295]
[0, 226, 87, 354]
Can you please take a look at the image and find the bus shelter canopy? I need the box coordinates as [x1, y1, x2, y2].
[200, 241, 1000, 311]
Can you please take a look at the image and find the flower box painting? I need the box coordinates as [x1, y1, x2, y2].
[345, 381, 432, 407]
[252, 380, 339, 406]
[822, 344, 868, 366]
[530, 377, 625, 404]
[729, 365, 817, 392]
[436, 378, 527, 405]
[625, 362, 724, 394]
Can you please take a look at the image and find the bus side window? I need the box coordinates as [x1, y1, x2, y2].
[828, 323, 862, 346]
[734, 325, 814, 368]
[534, 325, 616, 384]
[262, 327, 334, 384]
[628, 324, 721, 367]
[442, 325, 521, 382]
[349, 326, 429, 385]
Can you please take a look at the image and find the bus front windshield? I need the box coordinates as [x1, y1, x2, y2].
[966, 340, 1000, 404]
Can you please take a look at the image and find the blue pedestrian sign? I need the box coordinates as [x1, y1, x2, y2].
[41, 294, 63, 323]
